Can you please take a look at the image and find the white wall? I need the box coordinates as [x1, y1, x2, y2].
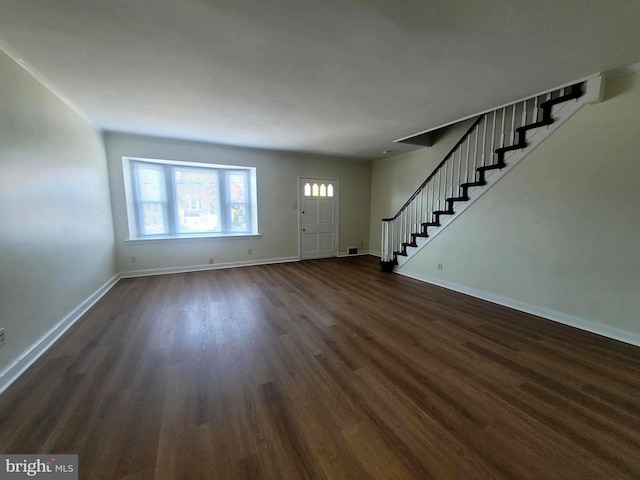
[368, 120, 475, 255]
[373, 70, 640, 343]
[0, 50, 117, 375]
[104, 132, 372, 273]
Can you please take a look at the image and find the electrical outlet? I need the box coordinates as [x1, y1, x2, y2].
[131, 256, 137, 264]
[0, 328, 5, 348]
[209, 258, 214, 265]
[248, 248, 252, 255]
[437, 263, 443, 271]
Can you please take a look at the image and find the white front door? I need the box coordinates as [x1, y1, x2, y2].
[299, 177, 338, 260]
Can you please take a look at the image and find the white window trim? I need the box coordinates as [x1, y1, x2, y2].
[122, 156, 259, 240]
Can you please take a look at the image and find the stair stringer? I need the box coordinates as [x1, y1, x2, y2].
[394, 80, 601, 269]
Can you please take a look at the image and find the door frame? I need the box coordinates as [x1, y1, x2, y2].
[298, 176, 339, 260]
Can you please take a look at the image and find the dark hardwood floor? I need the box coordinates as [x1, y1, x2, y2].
[1, 255, 639, 479]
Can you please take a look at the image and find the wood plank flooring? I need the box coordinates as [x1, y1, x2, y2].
[1, 255, 639, 479]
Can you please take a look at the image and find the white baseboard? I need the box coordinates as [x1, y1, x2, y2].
[397, 269, 640, 348]
[0, 274, 121, 395]
[119, 256, 299, 278]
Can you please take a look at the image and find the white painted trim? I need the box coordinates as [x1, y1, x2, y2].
[124, 233, 262, 244]
[397, 269, 640, 348]
[0, 274, 121, 395]
[119, 256, 299, 278]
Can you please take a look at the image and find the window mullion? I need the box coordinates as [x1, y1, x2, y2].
[165, 166, 176, 235]
[220, 170, 229, 233]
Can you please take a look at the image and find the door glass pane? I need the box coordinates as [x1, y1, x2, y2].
[320, 184, 327, 197]
[174, 168, 220, 233]
[312, 183, 319, 197]
[327, 184, 334, 197]
[304, 183, 311, 196]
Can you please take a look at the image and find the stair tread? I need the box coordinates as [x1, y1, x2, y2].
[516, 119, 553, 132]
[447, 196, 469, 202]
[460, 181, 486, 187]
[433, 209, 454, 215]
[495, 143, 527, 154]
[477, 162, 505, 171]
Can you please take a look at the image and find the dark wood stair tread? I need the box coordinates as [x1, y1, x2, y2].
[495, 143, 527, 154]
[477, 162, 505, 172]
[433, 209, 454, 215]
[447, 196, 469, 203]
[460, 181, 486, 188]
[516, 119, 553, 132]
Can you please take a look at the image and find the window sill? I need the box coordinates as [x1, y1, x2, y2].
[125, 233, 261, 244]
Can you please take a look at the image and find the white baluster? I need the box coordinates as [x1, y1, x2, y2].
[490, 110, 497, 167]
[458, 148, 462, 193]
[500, 107, 507, 148]
[382, 222, 387, 261]
[510, 104, 517, 145]
[481, 115, 488, 167]
[473, 126, 480, 172]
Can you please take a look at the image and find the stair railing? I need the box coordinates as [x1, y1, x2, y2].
[381, 83, 583, 265]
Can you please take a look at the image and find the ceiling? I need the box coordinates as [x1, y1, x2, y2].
[2, 0, 640, 160]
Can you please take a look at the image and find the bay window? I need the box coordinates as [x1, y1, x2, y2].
[123, 157, 258, 239]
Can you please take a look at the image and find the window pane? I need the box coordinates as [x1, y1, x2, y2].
[229, 173, 246, 202]
[141, 203, 166, 235]
[137, 166, 163, 202]
[174, 168, 221, 233]
[230, 204, 247, 231]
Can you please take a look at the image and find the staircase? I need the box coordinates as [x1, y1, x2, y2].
[381, 76, 603, 271]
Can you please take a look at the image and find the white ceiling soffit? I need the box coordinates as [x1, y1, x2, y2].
[1, 0, 640, 160]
